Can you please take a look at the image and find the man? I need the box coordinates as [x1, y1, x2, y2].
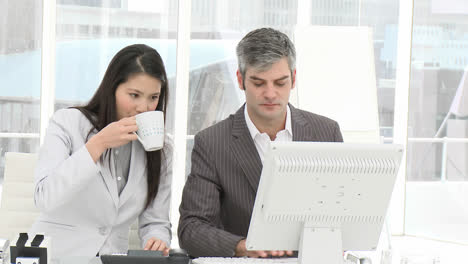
[178, 28, 343, 258]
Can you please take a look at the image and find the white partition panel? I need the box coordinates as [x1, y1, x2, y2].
[294, 26, 380, 144]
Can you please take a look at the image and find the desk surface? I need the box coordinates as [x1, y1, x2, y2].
[348, 235, 468, 264]
[34, 236, 468, 264]
[390, 236, 468, 264]
[50, 256, 102, 264]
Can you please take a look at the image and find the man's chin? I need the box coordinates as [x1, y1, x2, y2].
[259, 111, 284, 122]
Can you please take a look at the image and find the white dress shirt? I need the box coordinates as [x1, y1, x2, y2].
[244, 105, 293, 163]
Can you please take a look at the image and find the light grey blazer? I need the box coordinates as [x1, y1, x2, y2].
[29, 108, 172, 257]
[178, 104, 343, 257]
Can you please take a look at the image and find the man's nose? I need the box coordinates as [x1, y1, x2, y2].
[264, 83, 276, 99]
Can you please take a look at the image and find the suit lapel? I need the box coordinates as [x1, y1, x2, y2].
[87, 127, 120, 209]
[119, 140, 146, 206]
[230, 106, 263, 192]
[290, 104, 319, 142]
[96, 149, 119, 209]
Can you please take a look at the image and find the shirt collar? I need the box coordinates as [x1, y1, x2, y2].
[244, 105, 292, 140]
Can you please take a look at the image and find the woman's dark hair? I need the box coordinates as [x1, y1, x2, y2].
[74, 44, 168, 209]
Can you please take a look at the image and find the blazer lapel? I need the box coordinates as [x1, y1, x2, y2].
[290, 104, 319, 141]
[119, 140, 146, 206]
[230, 105, 263, 192]
[87, 127, 119, 209]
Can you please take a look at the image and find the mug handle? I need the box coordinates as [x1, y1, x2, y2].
[133, 131, 145, 144]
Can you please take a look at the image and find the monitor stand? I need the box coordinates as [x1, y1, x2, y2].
[298, 222, 343, 264]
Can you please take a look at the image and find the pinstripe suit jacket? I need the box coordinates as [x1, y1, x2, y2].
[178, 104, 343, 257]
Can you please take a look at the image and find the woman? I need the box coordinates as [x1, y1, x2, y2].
[30, 44, 172, 257]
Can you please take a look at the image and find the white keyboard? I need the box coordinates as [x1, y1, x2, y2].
[192, 257, 298, 264]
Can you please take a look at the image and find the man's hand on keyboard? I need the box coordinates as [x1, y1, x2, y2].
[235, 239, 294, 258]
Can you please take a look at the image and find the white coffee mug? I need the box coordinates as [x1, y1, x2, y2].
[135, 111, 165, 151]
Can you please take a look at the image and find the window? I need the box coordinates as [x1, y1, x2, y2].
[5, 0, 468, 255]
[57, 0, 121, 8]
[54, 1, 178, 129]
[108, 26, 120, 37]
[78, 24, 89, 36]
[124, 27, 134, 38]
[185, 0, 298, 175]
[405, 0, 468, 244]
[0, 0, 42, 179]
[310, 0, 400, 138]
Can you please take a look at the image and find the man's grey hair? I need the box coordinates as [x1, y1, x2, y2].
[236, 28, 296, 78]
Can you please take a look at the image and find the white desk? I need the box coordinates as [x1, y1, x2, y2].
[351, 235, 468, 264]
[4, 238, 466, 264]
[50, 256, 101, 264]
[390, 235, 467, 264]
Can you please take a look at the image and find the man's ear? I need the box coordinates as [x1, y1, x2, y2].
[236, 70, 244, 90]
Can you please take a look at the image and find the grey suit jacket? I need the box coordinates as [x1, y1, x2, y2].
[30, 108, 172, 257]
[178, 104, 343, 257]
